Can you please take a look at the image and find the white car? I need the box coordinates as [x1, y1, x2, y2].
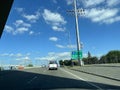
[48, 61, 58, 70]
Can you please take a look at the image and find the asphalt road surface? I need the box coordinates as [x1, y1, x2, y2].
[0, 67, 120, 90]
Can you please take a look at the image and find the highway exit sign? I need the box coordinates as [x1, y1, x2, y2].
[71, 50, 83, 59]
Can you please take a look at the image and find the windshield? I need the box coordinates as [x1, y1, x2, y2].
[0, 0, 120, 90]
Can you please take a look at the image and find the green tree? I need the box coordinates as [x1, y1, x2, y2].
[106, 50, 120, 63]
[83, 51, 98, 65]
[90, 57, 98, 64]
[59, 60, 72, 66]
[87, 51, 92, 64]
[27, 64, 33, 67]
[99, 50, 120, 64]
[64, 60, 70, 66]
[82, 58, 89, 64]
[88, 51, 91, 58]
[59, 60, 64, 66]
[99, 55, 107, 64]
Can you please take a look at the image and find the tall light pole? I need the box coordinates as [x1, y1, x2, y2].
[67, 0, 84, 66]
[74, 0, 85, 66]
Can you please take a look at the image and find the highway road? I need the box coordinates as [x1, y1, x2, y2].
[0, 67, 120, 90]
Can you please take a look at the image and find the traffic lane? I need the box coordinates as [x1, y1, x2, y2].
[24, 68, 98, 90]
[0, 70, 38, 90]
[65, 67, 120, 89]
[1, 68, 120, 90]
[0, 68, 97, 90]
[20, 67, 120, 89]
[0, 68, 50, 89]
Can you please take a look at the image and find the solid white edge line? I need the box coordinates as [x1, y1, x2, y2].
[60, 68, 103, 90]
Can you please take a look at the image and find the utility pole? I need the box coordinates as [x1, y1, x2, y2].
[68, 0, 85, 66]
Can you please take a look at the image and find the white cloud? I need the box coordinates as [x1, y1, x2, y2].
[83, 53, 88, 58]
[13, 20, 40, 35]
[0, 53, 23, 57]
[48, 52, 56, 56]
[23, 56, 30, 60]
[43, 9, 66, 25]
[29, 31, 34, 35]
[15, 7, 24, 12]
[13, 27, 29, 35]
[16, 56, 30, 61]
[16, 53, 22, 57]
[56, 44, 65, 48]
[42, 9, 67, 31]
[5, 20, 31, 35]
[9, 53, 14, 57]
[57, 52, 71, 58]
[5, 25, 29, 35]
[66, 0, 105, 7]
[35, 57, 56, 61]
[103, 16, 120, 24]
[82, 0, 105, 7]
[49, 37, 58, 42]
[56, 44, 76, 49]
[0, 53, 13, 57]
[28, 31, 41, 36]
[0, 53, 9, 56]
[10, 53, 22, 57]
[67, 45, 76, 49]
[35, 52, 71, 61]
[65, 0, 120, 24]
[106, 0, 120, 6]
[66, 0, 73, 5]
[14, 20, 31, 27]
[53, 0, 57, 4]
[66, 0, 83, 6]
[13, 20, 31, 35]
[52, 26, 65, 31]
[26, 53, 31, 56]
[4, 25, 14, 33]
[85, 8, 119, 24]
[22, 10, 40, 23]
[15, 8, 41, 23]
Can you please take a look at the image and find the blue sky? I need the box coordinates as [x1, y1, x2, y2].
[0, 0, 120, 66]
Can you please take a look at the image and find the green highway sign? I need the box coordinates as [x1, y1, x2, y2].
[71, 50, 83, 59]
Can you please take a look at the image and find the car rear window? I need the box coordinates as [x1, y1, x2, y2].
[49, 61, 57, 64]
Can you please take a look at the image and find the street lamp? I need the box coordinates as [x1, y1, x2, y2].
[73, 0, 84, 66]
[67, 0, 85, 66]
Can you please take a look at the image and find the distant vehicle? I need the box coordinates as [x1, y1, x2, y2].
[18, 66, 24, 70]
[0, 67, 4, 71]
[48, 60, 58, 70]
[42, 64, 46, 68]
[9, 66, 16, 70]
